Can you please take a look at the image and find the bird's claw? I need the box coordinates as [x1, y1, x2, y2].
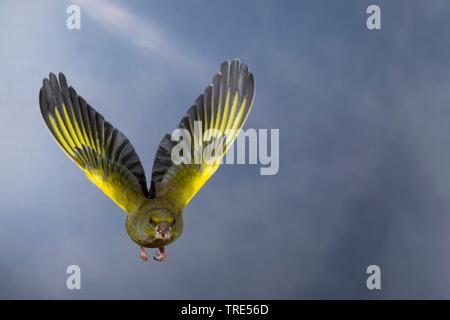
[153, 247, 167, 262]
[140, 247, 148, 262]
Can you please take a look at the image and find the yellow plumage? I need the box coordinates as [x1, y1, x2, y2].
[39, 59, 255, 261]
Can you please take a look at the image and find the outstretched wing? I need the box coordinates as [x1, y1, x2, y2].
[149, 59, 255, 210]
[39, 73, 149, 213]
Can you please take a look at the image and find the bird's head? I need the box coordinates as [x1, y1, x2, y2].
[149, 217, 172, 241]
[126, 207, 182, 247]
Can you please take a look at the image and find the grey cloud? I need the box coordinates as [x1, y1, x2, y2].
[1, 0, 450, 299]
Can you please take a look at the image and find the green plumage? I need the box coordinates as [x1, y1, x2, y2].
[39, 59, 255, 260]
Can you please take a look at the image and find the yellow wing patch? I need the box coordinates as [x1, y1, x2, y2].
[149, 59, 255, 210]
[40, 73, 149, 213]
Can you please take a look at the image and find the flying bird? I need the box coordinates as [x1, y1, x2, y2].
[39, 59, 255, 262]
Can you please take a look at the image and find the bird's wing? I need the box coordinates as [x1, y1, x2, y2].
[149, 59, 255, 210]
[39, 73, 149, 214]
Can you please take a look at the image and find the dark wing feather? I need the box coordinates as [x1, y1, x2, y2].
[149, 59, 255, 209]
[40, 73, 149, 213]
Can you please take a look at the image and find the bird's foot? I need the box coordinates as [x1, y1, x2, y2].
[154, 247, 167, 262]
[140, 246, 148, 262]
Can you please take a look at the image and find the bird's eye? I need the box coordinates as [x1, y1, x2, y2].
[149, 217, 157, 226]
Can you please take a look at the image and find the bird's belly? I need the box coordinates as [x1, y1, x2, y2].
[136, 238, 176, 248]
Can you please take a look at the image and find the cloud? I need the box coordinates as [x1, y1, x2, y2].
[75, 0, 208, 73]
[3, 0, 450, 299]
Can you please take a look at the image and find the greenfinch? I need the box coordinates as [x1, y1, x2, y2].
[39, 59, 255, 262]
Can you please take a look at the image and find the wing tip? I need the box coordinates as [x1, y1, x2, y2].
[41, 72, 67, 88]
[219, 57, 252, 79]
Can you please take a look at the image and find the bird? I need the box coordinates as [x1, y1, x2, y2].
[39, 59, 255, 262]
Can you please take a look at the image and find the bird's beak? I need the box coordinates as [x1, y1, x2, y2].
[155, 222, 171, 240]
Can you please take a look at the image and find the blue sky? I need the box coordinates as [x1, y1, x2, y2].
[1, 0, 450, 298]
